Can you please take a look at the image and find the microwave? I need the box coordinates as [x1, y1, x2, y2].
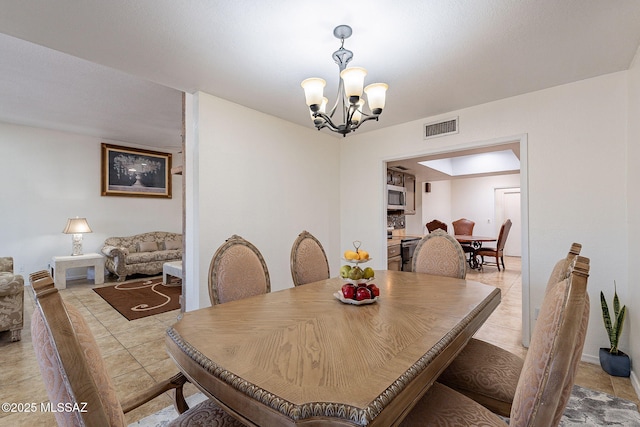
[387, 184, 406, 210]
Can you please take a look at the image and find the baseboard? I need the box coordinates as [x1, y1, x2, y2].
[581, 352, 600, 365]
[631, 370, 640, 400]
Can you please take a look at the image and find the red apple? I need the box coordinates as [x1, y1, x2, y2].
[367, 284, 380, 297]
[342, 284, 356, 299]
[356, 287, 373, 301]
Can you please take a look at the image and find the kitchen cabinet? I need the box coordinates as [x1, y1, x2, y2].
[387, 244, 401, 271]
[387, 170, 404, 186]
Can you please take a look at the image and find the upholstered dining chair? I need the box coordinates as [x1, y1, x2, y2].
[209, 234, 271, 305]
[477, 219, 513, 271]
[437, 243, 583, 417]
[412, 229, 467, 279]
[401, 255, 590, 427]
[290, 230, 330, 286]
[426, 219, 448, 233]
[29, 271, 244, 427]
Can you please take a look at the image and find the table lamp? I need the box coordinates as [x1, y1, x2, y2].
[62, 217, 92, 256]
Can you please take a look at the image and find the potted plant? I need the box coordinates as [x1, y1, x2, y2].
[599, 281, 630, 377]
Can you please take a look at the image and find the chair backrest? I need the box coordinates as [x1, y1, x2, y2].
[411, 229, 467, 278]
[290, 230, 330, 286]
[452, 218, 475, 235]
[426, 220, 448, 233]
[545, 243, 581, 292]
[495, 219, 513, 251]
[29, 271, 126, 427]
[510, 256, 590, 427]
[208, 234, 271, 305]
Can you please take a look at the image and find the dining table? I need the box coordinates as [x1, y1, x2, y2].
[454, 235, 497, 269]
[166, 270, 501, 426]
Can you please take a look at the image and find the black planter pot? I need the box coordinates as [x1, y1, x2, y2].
[599, 348, 631, 377]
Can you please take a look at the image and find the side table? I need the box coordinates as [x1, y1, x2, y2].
[51, 253, 105, 289]
[163, 261, 183, 284]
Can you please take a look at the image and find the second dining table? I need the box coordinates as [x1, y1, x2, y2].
[166, 270, 500, 426]
[454, 235, 497, 269]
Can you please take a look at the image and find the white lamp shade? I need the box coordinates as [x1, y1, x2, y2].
[340, 67, 367, 99]
[301, 78, 326, 106]
[352, 99, 365, 124]
[63, 217, 92, 234]
[364, 83, 388, 111]
[309, 97, 328, 120]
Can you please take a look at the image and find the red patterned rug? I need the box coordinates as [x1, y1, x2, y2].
[93, 276, 181, 320]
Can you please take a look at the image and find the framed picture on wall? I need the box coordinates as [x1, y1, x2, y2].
[101, 143, 172, 198]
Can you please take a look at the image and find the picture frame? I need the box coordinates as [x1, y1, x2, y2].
[101, 143, 172, 198]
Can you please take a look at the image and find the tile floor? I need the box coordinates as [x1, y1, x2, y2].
[0, 258, 637, 426]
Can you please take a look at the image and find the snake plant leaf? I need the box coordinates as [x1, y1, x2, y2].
[601, 291, 614, 338]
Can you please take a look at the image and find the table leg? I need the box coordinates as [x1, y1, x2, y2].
[94, 261, 105, 285]
[54, 265, 67, 289]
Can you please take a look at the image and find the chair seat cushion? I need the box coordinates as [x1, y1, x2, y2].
[400, 382, 506, 426]
[169, 399, 245, 426]
[476, 247, 499, 255]
[437, 338, 523, 417]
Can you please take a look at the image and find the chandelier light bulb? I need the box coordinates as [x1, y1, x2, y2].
[364, 83, 389, 113]
[301, 78, 326, 107]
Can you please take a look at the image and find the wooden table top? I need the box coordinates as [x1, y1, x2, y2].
[166, 270, 500, 426]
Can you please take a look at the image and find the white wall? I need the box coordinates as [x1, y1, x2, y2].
[187, 92, 340, 310]
[418, 174, 520, 237]
[450, 174, 521, 237]
[627, 46, 640, 393]
[341, 72, 629, 365]
[420, 180, 452, 235]
[0, 122, 182, 278]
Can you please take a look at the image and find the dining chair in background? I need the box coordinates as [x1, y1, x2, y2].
[402, 256, 590, 427]
[208, 234, 271, 305]
[412, 229, 467, 278]
[290, 230, 330, 286]
[476, 219, 513, 271]
[29, 271, 244, 427]
[426, 219, 448, 233]
[452, 217, 476, 261]
[452, 218, 475, 235]
[436, 243, 583, 417]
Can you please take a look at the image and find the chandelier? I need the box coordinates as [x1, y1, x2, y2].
[301, 25, 388, 137]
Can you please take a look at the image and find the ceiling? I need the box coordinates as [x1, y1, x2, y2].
[1, 1, 640, 151]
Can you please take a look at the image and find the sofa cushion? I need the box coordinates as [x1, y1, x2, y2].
[137, 241, 159, 252]
[163, 239, 181, 250]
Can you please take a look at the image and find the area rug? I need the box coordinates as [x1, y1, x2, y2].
[94, 276, 181, 320]
[128, 385, 640, 426]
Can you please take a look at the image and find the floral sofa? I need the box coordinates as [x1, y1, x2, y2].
[0, 257, 24, 342]
[101, 231, 182, 281]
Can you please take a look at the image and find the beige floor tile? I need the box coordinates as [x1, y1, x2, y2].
[103, 348, 144, 378]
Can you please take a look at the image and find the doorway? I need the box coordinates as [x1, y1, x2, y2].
[495, 187, 521, 257]
[384, 134, 530, 346]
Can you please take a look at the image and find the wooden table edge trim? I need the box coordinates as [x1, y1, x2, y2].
[165, 285, 501, 426]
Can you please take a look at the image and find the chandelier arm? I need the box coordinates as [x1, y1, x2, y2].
[327, 79, 344, 118]
[312, 112, 341, 132]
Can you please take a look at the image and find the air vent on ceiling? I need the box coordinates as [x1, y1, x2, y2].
[389, 165, 410, 172]
[424, 117, 459, 140]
